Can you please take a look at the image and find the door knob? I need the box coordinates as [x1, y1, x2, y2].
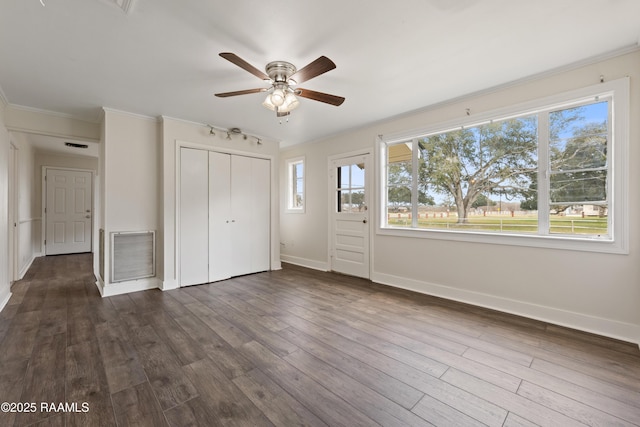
[363, 219, 367, 224]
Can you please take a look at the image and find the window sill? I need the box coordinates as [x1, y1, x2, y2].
[377, 226, 627, 254]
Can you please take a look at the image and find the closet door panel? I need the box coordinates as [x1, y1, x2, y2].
[250, 157, 271, 273]
[230, 155, 253, 277]
[180, 148, 209, 286]
[208, 151, 232, 282]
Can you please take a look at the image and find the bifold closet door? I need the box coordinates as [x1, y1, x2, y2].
[208, 151, 232, 282]
[248, 157, 270, 273]
[228, 155, 271, 277]
[180, 148, 270, 286]
[179, 147, 209, 286]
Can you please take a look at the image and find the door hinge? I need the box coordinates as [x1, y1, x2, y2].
[44, 239, 47, 245]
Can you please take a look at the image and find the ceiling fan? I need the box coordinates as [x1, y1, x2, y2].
[215, 52, 345, 117]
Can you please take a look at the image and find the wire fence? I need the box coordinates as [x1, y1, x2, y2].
[387, 213, 607, 235]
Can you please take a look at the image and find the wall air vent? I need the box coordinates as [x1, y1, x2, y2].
[111, 231, 155, 283]
[65, 142, 89, 149]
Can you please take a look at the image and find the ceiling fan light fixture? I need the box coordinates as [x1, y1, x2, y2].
[262, 94, 276, 111]
[278, 92, 299, 113]
[217, 53, 344, 118]
[270, 88, 286, 107]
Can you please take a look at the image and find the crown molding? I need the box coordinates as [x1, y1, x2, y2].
[101, 0, 137, 14]
[0, 84, 8, 108]
[102, 107, 159, 122]
[7, 103, 101, 124]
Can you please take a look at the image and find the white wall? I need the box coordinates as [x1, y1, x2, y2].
[0, 99, 11, 311]
[161, 117, 281, 290]
[280, 49, 640, 344]
[99, 109, 160, 295]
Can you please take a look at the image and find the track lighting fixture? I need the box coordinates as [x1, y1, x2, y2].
[206, 124, 263, 145]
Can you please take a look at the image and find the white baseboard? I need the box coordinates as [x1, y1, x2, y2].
[160, 279, 179, 291]
[280, 254, 328, 272]
[0, 290, 12, 313]
[95, 277, 105, 297]
[372, 271, 640, 347]
[98, 277, 160, 297]
[18, 254, 37, 280]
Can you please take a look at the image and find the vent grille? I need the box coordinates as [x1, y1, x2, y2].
[111, 231, 155, 283]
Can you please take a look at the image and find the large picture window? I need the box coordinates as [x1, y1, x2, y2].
[379, 78, 628, 253]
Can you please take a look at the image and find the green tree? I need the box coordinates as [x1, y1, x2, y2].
[419, 117, 538, 223]
[387, 157, 435, 209]
[520, 113, 607, 215]
[549, 121, 607, 217]
[471, 193, 496, 209]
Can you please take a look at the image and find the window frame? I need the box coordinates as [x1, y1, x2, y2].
[377, 77, 629, 254]
[285, 156, 306, 213]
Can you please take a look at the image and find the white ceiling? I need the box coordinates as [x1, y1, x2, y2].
[1, 0, 639, 148]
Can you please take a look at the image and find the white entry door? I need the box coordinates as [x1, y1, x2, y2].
[45, 168, 93, 255]
[330, 153, 371, 279]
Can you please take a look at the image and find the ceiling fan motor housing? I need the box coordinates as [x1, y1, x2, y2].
[265, 61, 297, 83]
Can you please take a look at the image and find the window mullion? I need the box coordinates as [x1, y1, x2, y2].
[538, 112, 550, 235]
[411, 138, 419, 228]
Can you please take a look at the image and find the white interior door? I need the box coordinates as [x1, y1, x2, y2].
[8, 144, 18, 281]
[330, 153, 371, 278]
[180, 148, 209, 286]
[45, 168, 93, 255]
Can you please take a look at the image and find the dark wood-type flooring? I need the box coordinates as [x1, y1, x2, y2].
[1, 254, 639, 426]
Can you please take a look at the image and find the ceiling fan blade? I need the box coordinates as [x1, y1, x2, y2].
[296, 88, 345, 106]
[290, 56, 336, 84]
[219, 52, 269, 81]
[215, 88, 267, 98]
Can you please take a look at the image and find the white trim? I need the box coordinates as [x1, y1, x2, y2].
[280, 254, 328, 272]
[0, 84, 8, 107]
[378, 77, 630, 255]
[285, 156, 305, 213]
[18, 254, 36, 280]
[0, 291, 12, 313]
[372, 271, 640, 346]
[160, 279, 179, 291]
[99, 277, 160, 297]
[8, 103, 101, 123]
[103, 107, 158, 122]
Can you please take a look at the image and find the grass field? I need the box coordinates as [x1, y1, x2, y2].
[387, 214, 608, 235]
